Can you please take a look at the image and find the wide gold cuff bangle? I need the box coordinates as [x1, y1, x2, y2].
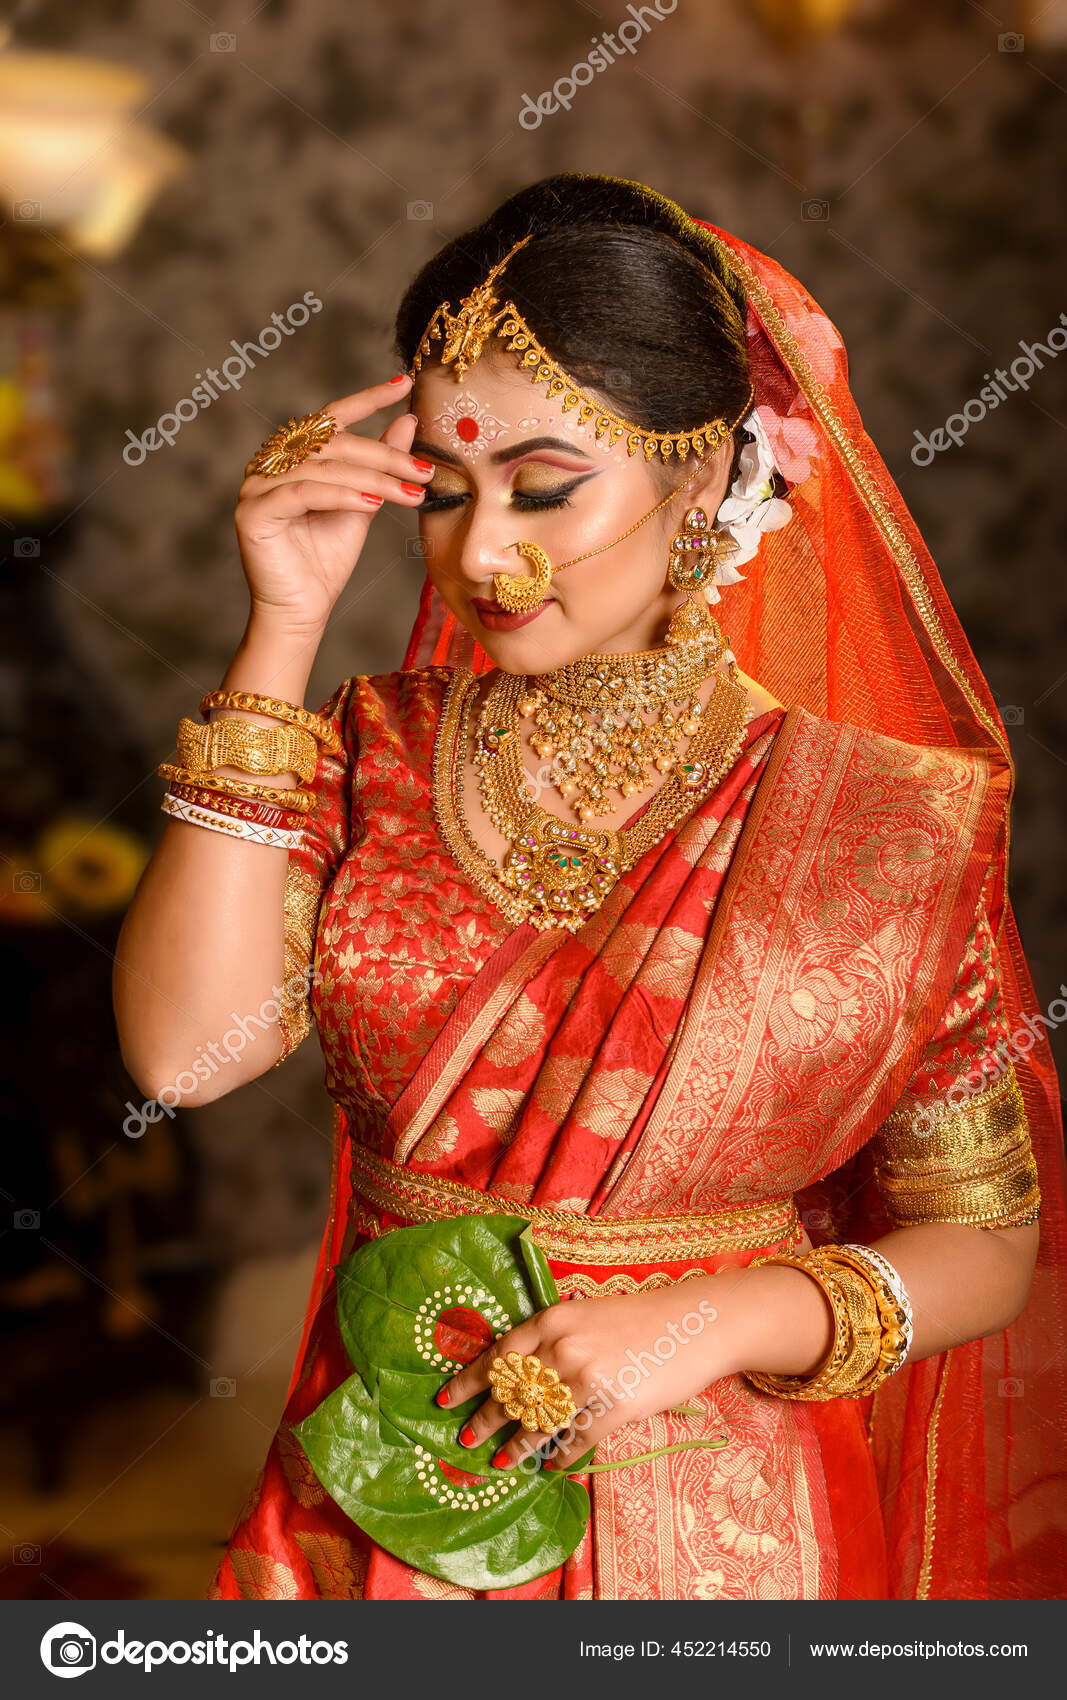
[177, 714, 318, 783]
[272, 863, 321, 1067]
[199, 689, 343, 756]
[873, 1066, 1041, 1229]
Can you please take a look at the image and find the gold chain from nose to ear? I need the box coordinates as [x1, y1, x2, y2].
[548, 452, 706, 574]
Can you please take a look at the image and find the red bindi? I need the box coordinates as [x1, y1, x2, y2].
[456, 417, 480, 442]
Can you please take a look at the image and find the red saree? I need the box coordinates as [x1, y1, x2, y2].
[207, 211, 1067, 1601]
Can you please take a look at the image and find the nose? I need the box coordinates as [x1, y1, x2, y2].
[448, 496, 523, 592]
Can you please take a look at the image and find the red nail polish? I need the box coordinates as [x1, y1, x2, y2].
[400, 481, 425, 496]
[435, 1388, 450, 1407]
[411, 458, 434, 473]
[389, 373, 408, 383]
[361, 493, 383, 504]
[459, 1423, 476, 1447]
[491, 1447, 511, 1469]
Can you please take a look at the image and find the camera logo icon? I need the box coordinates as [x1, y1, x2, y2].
[40, 1622, 97, 1677]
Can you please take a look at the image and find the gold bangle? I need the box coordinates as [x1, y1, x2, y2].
[741, 1255, 852, 1401]
[177, 715, 318, 783]
[199, 689, 343, 756]
[156, 762, 316, 812]
[815, 1261, 884, 1395]
[812, 1245, 912, 1388]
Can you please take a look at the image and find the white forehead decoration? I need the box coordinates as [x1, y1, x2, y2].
[429, 393, 507, 460]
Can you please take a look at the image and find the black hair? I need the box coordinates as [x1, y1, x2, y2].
[393, 173, 755, 490]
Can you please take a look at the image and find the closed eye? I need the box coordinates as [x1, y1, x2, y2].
[420, 478, 588, 514]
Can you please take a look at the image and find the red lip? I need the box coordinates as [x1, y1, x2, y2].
[470, 594, 552, 632]
[470, 595, 545, 611]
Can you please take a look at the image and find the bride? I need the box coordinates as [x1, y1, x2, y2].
[113, 172, 1067, 1601]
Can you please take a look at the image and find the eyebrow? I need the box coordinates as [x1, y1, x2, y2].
[411, 434, 596, 467]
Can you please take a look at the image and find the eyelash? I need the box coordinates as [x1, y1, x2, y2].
[420, 483, 579, 514]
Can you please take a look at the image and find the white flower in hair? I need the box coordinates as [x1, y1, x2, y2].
[704, 407, 793, 598]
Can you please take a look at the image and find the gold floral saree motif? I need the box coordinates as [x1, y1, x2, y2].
[604, 707, 1006, 1216]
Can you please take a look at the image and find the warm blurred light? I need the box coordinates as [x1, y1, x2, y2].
[0, 51, 187, 259]
[753, 0, 857, 45]
[1021, 0, 1067, 45]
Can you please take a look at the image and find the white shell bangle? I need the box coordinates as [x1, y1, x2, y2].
[161, 791, 305, 850]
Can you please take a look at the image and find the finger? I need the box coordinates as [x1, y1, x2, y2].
[294, 431, 434, 484]
[494, 1396, 613, 1474]
[235, 479, 393, 523]
[317, 373, 414, 430]
[452, 1392, 515, 1453]
[380, 408, 420, 453]
[435, 1319, 544, 1411]
[238, 460, 428, 509]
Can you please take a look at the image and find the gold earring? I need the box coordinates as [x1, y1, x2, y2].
[664, 507, 732, 654]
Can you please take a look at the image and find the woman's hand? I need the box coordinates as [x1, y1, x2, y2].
[233, 371, 432, 637]
[437, 1280, 727, 1475]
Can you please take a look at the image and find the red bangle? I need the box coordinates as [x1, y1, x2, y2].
[165, 779, 308, 831]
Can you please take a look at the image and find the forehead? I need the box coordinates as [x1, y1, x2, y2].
[411, 354, 618, 458]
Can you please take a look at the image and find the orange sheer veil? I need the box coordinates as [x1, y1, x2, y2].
[396, 216, 1067, 1598]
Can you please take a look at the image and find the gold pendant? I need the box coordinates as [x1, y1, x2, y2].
[499, 813, 621, 929]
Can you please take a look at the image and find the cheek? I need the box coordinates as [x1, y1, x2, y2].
[562, 529, 666, 610]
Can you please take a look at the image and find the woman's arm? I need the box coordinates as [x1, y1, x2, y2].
[698, 1217, 1039, 1379]
[112, 376, 429, 1107]
[112, 614, 325, 1105]
[438, 1217, 1039, 1472]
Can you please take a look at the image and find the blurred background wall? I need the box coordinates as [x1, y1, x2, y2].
[1, 0, 1065, 1600]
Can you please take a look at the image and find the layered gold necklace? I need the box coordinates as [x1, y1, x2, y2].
[446, 644, 749, 934]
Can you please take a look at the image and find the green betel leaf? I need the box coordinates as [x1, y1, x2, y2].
[291, 1213, 592, 1590]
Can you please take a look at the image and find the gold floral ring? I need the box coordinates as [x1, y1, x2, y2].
[488, 1350, 579, 1433]
[246, 407, 339, 477]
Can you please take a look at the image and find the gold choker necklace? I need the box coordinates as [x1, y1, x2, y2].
[513, 631, 724, 822]
[471, 656, 749, 933]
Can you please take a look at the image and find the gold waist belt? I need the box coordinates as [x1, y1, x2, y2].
[348, 1142, 801, 1266]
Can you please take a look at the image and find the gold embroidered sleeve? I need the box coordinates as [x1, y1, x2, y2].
[871, 889, 1041, 1230]
[272, 677, 358, 1065]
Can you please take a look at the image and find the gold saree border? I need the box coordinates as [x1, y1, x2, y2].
[347, 1139, 800, 1264]
[592, 1380, 836, 1600]
[915, 1350, 952, 1600]
[604, 707, 997, 1215]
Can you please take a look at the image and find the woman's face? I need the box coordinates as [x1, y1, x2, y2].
[410, 355, 736, 676]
